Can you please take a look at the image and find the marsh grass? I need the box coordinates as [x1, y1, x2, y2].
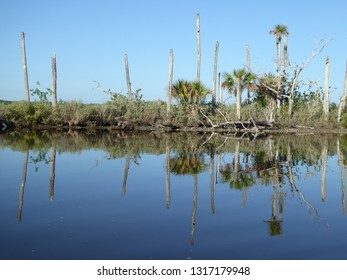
[0, 98, 344, 130]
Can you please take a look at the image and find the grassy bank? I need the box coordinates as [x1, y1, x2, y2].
[0, 99, 346, 132]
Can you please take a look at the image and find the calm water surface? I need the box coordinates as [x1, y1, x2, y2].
[1, 131, 347, 260]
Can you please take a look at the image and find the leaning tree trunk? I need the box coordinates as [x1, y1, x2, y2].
[323, 56, 330, 120]
[338, 60, 347, 122]
[20, 32, 30, 103]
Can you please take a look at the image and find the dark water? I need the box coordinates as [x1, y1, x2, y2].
[1, 130, 347, 260]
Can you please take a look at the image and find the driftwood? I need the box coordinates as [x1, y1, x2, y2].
[198, 108, 273, 131]
[0, 119, 10, 132]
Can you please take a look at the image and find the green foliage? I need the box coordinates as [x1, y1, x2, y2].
[341, 113, 347, 128]
[30, 82, 52, 103]
[172, 80, 210, 104]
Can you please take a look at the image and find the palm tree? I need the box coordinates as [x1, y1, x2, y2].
[172, 79, 210, 104]
[222, 69, 256, 120]
[269, 24, 289, 107]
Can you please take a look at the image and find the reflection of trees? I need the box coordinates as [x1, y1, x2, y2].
[17, 150, 29, 222]
[3, 130, 347, 235]
[169, 152, 206, 245]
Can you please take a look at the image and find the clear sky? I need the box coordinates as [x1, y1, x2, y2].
[1, 0, 346, 104]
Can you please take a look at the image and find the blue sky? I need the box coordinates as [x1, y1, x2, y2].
[1, 0, 346, 103]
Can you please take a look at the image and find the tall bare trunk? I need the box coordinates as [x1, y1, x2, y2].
[212, 41, 219, 103]
[283, 35, 288, 97]
[276, 37, 281, 108]
[20, 32, 30, 102]
[323, 56, 330, 120]
[196, 13, 201, 82]
[246, 46, 251, 102]
[236, 79, 242, 120]
[167, 49, 174, 119]
[51, 52, 57, 107]
[124, 54, 132, 100]
[218, 72, 222, 103]
[338, 60, 347, 122]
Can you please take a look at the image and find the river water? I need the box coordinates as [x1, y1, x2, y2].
[1, 130, 347, 260]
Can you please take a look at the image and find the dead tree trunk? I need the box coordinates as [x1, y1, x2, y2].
[338, 60, 347, 122]
[218, 72, 222, 103]
[196, 13, 201, 82]
[167, 49, 174, 119]
[246, 46, 251, 102]
[124, 54, 132, 100]
[20, 32, 30, 102]
[212, 41, 219, 103]
[51, 52, 57, 107]
[323, 56, 330, 120]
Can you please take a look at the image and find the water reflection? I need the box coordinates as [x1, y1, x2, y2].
[1, 130, 347, 259]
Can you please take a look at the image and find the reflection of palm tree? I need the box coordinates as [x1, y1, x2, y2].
[169, 153, 206, 176]
[266, 185, 283, 236]
[220, 142, 255, 191]
[18, 150, 29, 222]
[170, 152, 206, 246]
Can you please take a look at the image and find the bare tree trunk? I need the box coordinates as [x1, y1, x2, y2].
[165, 140, 171, 209]
[212, 41, 219, 103]
[218, 72, 222, 103]
[246, 46, 251, 102]
[49, 145, 56, 201]
[18, 150, 29, 222]
[196, 13, 201, 82]
[51, 52, 57, 107]
[124, 54, 132, 100]
[236, 79, 242, 120]
[276, 37, 282, 109]
[20, 32, 30, 102]
[283, 35, 288, 98]
[167, 49, 174, 119]
[338, 60, 347, 122]
[323, 56, 330, 120]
